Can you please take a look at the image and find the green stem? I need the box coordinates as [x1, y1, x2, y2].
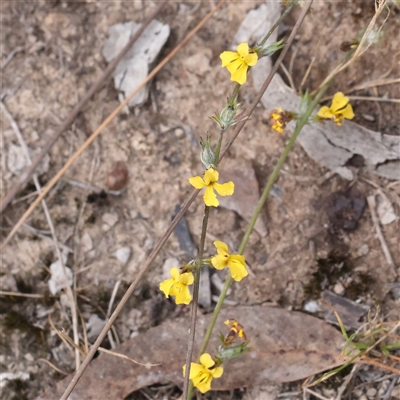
[259, 3, 293, 47]
[183, 205, 210, 400]
[214, 84, 240, 164]
[199, 80, 332, 356]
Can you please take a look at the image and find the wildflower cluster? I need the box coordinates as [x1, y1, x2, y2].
[159, 241, 247, 305]
[160, 34, 356, 398]
[270, 108, 295, 134]
[183, 319, 249, 393]
[269, 92, 354, 135]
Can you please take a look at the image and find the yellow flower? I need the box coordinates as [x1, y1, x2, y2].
[270, 107, 285, 133]
[270, 108, 294, 134]
[220, 43, 258, 85]
[189, 168, 234, 207]
[224, 319, 247, 344]
[159, 267, 194, 305]
[182, 353, 223, 394]
[211, 241, 248, 282]
[317, 92, 355, 126]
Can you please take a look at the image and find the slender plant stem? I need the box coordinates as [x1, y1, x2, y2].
[199, 80, 332, 356]
[182, 205, 210, 400]
[184, 114, 230, 399]
[259, 2, 293, 47]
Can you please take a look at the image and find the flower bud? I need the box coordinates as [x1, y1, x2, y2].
[216, 342, 250, 363]
[200, 136, 216, 170]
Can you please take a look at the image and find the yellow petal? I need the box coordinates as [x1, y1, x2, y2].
[189, 176, 206, 189]
[170, 267, 180, 280]
[174, 284, 192, 305]
[317, 105, 334, 119]
[230, 62, 249, 85]
[187, 362, 203, 379]
[204, 185, 219, 207]
[236, 43, 249, 57]
[211, 366, 224, 378]
[244, 52, 258, 66]
[272, 123, 284, 133]
[220, 51, 239, 67]
[211, 254, 227, 270]
[214, 241, 229, 256]
[200, 353, 215, 369]
[342, 103, 354, 120]
[203, 168, 219, 185]
[225, 58, 244, 74]
[177, 271, 194, 285]
[331, 92, 349, 113]
[213, 181, 234, 197]
[194, 374, 212, 394]
[159, 278, 174, 298]
[227, 255, 248, 281]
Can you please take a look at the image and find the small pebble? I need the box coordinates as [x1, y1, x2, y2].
[106, 161, 128, 190]
[357, 244, 369, 257]
[362, 114, 375, 122]
[102, 212, 118, 230]
[366, 388, 377, 398]
[174, 127, 185, 138]
[81, 232, 93, 252]
[303, 300, 320, 313]
[114, 247, 131, 265]
[333, 282, 345, 295]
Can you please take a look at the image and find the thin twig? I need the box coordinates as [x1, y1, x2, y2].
[346, 77, 400, 93]
[367, 195, 397, 277]
[335, 364, 359, 400]
[0, 1, 168, 214]
[1, 99, 81, 369]
[37, 359, 69, 376]
[0, 290, 44, 298]
[97, 345, 161, 367]
[299, 55, 316, 92]
[349, 95, 400, 103]
[106, 280, 121, 348]
[304, 388, 331, 400]
[1, 45, 25, 70]
[280, 63, 296, 91]
[21, 223, 74, 253]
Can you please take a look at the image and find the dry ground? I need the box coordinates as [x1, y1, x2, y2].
[1, 1, 399, 399]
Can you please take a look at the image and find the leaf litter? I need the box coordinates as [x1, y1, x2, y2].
[35, 305, 347, 399]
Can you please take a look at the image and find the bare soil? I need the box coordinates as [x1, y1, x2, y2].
[1, 1, 399, 399]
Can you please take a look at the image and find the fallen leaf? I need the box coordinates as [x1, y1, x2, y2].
[219, 158, 268, 237]
[321, 290, 370, 330]
[36, 306, 346, 399]
[102, 20, 170, 106]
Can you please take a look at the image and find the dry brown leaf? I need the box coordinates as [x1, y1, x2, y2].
[36, 306, 345, 399]
[219, 159, 268, 237]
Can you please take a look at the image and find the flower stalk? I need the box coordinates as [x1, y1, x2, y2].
[198, 80, 332, 358]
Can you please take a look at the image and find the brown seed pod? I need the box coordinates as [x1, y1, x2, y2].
[106, 161, 128, 190]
